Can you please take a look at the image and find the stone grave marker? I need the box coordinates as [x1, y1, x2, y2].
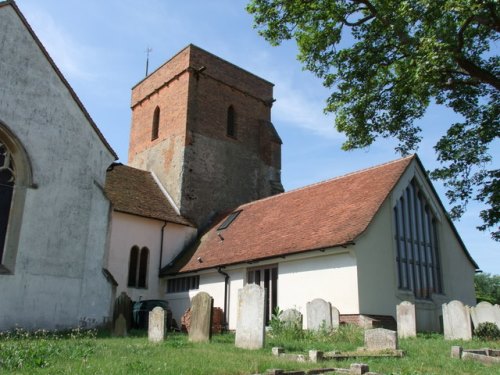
[442, 300, 472, 340]
[148, 307, 165, 343]
[281, 308, 302, 330]
[189, 291, 213, 343]
[113, 313, 127, 337]
[113, 291, 132, 330]
[331, 306, 340, 329]
[364, 328, 398, 351]
[306, 298, 332, 330]
[235, 284, 265, 349]
[470, 301, 500, 329]
[397, 301, 416, 338]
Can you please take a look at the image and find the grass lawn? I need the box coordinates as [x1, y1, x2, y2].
[0, 327, 498, 374]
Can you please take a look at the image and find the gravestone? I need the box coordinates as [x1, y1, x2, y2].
[470, 301, 500, 329]
[148, 307, 165, 343]
[397, 301, 416, 338]
[364, 328, 398, 351]
[306, 298, 332, 330]
[113, 292, 132, 330]
[189, 291, 213, 343]
[281, 308, 303, 330]
[442, 300, 472, 340]
[331, 306, 340, 329]
[235, 284, 266, 349]
[113, 313, 127, 337]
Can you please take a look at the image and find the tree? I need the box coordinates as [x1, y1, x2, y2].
[475, 273, 500, 304]
[247, 0, 499, 240]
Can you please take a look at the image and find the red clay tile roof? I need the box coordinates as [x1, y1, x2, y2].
[168, 156, 415, 274]
[105, 164, 194, 227]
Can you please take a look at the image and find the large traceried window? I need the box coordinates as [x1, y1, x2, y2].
[127, 246, 149, 288]
[394, 178, 442, 299]
[0, 140, 15, 263]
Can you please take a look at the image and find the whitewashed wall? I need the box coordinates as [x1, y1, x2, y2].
[0, 5, 116, 330]
[107, 211, 196, 302]
[356, 159, 477, 331]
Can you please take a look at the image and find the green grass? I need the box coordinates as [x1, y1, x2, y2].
[0, 327, 498, 374]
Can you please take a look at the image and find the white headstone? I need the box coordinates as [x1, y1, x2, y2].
[281, 308, 303, 329]
[364, 328, 398, 350]
[470, 301, 500, 329]
[331, 306, 340, 329]
[442, 300, 472, 340]
[148, 307, 165, 343]
[306, 298, 332, 330]
[397, 301, 416, 338]
[235, 284, 266, 349]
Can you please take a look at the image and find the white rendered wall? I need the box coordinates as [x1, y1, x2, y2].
[107, 211, 196, 302]
[356, 159, 477, 331]
[0, 5, 115, 330]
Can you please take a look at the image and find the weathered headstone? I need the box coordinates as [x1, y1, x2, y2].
[306, 298, 332, 330]
[331, 306, 340, 329]
[470, 301, 500, 329]
[235, 284, 266, 349]
[113, 292, 132, 330]
[397, 301, 416, 338]
[364, 328, 398, 351]
[442, 300, 472, 340]
[148, 307, 165, 343]
[189, 291, 213, 343]
[281, 308, 303, 330]
[113, 313, 127, 337]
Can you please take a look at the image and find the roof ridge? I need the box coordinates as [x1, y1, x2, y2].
[236, 154, 415, 210]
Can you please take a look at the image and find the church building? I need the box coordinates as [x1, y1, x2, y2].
[1, 1, 478, 333]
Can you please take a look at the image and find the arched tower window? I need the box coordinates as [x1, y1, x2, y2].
[227, 105, 236, 138]
[127, 245, 149, 288]
[0, 140, 15, 263]
[151, 106, 160, 141]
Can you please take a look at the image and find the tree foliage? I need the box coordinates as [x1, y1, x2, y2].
[475, 272, 500, 304]
[247, 0, 499, 240]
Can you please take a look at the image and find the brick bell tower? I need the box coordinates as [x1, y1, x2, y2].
[128, 45, 283, 229]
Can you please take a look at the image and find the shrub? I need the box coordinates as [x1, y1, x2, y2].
[474, 322, 500, 340]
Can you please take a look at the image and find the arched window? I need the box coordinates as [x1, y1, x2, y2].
[227, 105, 236, 138]
[138, 247, 149, 288]
[0, 140, 15, 263]
[394, 178, 442, 299]
[151, 106, 160, 141]
[127, 245, 149, 288]
[127, 246, 139, 287]
[0, 123, 32, 274]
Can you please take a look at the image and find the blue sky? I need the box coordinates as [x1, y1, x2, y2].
[14, 0, 499, 274]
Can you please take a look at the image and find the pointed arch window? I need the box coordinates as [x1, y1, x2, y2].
[151, 106, 160, 141]
[0, 140, 15, 263]
[394, 178, 442, 299]
[226, 105, 236, 138]
[127, 246, 149, 288]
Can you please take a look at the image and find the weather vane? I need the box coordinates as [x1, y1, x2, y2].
[145, 47, 153, 77]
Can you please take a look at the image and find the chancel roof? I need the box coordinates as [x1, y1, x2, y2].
[164, 156, 416, 274]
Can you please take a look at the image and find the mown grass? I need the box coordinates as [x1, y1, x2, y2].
[0, 327, 498, 374]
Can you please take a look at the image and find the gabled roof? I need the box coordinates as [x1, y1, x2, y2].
[105, 164, 194, 227]
[0, 0, 117, 159]
[164, 156, 415, 274]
